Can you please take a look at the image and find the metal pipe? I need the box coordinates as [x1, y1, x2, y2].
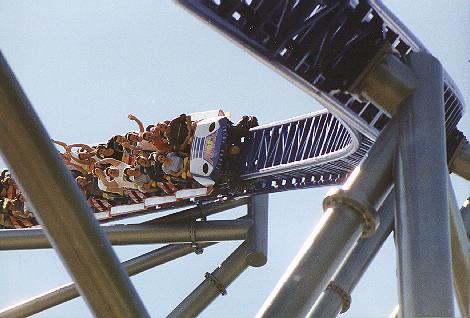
[308, 190, 395, 317]
[245, 194, 269, 267]
[0, 51, 149, 317]
[146, 198, 248, 224]
[257, 207, 363, 318]
[256, 107, 398, 318]
[395, 52, 454, 317]
[0, 243, 214, 318]
[167, 242, 249, 318]
[0, 220, 252, 250]
[447, 178, 470, 317]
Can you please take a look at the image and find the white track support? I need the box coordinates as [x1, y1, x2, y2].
[308, 190, 395, 317]
[145, 198, 248, 224]
[0, 52, 149, 317]
[256, 114, 398, 318]
[395, 52, 454, 317]
[0, 243, 214, 318]
[448, 177, 470, 317]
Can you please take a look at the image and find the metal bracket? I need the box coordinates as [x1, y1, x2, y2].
[348, 43, 417, 116]
[323, 189, 379, 238]
[327, 281, 351, 313]
[189, 221, 203, 254]
[204, 272, 227, 296]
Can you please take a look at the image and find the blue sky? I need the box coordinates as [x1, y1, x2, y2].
[0, 1, 469, 317]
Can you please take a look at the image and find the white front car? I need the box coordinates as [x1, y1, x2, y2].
[190, 116, 229, 187]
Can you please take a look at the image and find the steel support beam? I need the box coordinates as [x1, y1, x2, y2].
[0, 220, 252, 250]
[0, 243, 214, 318]
[448, 177, 470, 317]
[308, 190, 395, 317]
[395, 52, 454, 317]
[0, 52, 149, 317]
[167, 242, 249, 317]
[245, 194, 269, 267]
[256, 114, 398, 318]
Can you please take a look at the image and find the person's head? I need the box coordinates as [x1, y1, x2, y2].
[96, 145, 114, 158]
[142, 131, 156, 142]
[78, 152, 93, 160]
[75, 175, 89, 187]
[96, 145, 106, 158]
[124, 167, 141, 177]
[156, 122, 170, 133]
[136, 156, 149, 167]
[17, 193, 25, 202]
[156, 154, 166, 163]
[105, 167, 120, 178]
[114, 135, 127, 145]
[4, 176, 14, 186]
[126, 132, 142, 143]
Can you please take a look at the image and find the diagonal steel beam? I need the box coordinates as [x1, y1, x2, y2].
[168, 241, 250, 317]
[309, 190, 395, 317]
[0, 51, 149, 317]
[0, 243, 214, 318]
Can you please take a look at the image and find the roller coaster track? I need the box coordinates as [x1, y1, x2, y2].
[113, 0, 466, 211]
[176, 0, 464, 137]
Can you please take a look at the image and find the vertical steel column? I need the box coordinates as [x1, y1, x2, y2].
[245, 194, 269, 267]
[0, 52, 149, 317]
[308, 190, 395, 317]
[167, 242, 250, 317]
[256, 115, 398, 318]
[395, 52, 453, 317]
[0, 243, 214, 318]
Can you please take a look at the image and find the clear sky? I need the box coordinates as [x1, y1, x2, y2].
[0, 1, 469, 317]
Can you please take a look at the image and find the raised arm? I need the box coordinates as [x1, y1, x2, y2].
[95, 158, 122, 167]
[69, 154, 95, 166]
[93, 168, 120, 188]
[65, 160, 87, 175]
[128, 114, 145, 133]
[68, 143, 94, 152]
[52, 139, 69, 152]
